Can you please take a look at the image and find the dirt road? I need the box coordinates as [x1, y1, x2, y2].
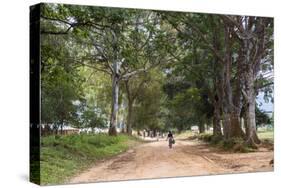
[69, 139, 273, 183]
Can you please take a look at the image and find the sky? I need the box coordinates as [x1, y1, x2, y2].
[256, 92, 274, 112]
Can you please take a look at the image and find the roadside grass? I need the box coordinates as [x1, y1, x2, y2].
[175, 131, 198, 140]
[258, 129, 274, 140]
[178, 129, 274, 153]
[39, 133, 141, 185]
[257, 129, 274, 149]
[190, 132, 255, 152]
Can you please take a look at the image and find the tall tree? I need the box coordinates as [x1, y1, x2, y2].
[222, 16, 273, 146]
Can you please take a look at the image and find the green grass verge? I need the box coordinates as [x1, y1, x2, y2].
[38, 133, 140, 185]
[196, 133, 255, 152]
[257, 130, 274, 149]
[178, 129, 274, 151]
[177, 131, 254, 152]
[257, 130, 274, 140]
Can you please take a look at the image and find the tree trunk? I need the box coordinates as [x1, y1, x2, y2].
[213, 111, 222, 137]
[54, 125, 58, 135]
[213, 95, 222, 137]
[211, 21, 223, 138]
[108, 27, 120, 136]
[126, 98, 133, 135]
[109, 72, 119, 136]
[222, 112, 231, 139]
[230, 48, 245, 138]
[245, 69, 261, 146]
[222, 58, 232, 140]
[60, 120, 63, 135]
[199, 122, 205, 133]
[153, 129, 157, 137]
[241, 35, 261, 146]
[243, 115, 250, 138]
[229, 113, 244, 138]
[222, 25, 244, 140]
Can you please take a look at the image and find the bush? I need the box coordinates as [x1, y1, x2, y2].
[198, 133, 213, 142]
[39, 134, 140, 185]
[222, 137, 243, 149]
[196, 134, 254, 152]
[210, 135, 222, 145]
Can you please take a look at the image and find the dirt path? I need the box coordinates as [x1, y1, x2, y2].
[69, 139, 273, 183]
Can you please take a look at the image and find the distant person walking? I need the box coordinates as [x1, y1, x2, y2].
[166, 131, 174, 149]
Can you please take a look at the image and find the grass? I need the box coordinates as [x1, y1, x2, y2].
[257, 129, 274, 149]
[175, 131, 198, 139]
[38, 133, 141, 185]
[177, 131, 255, 152]
[196, 132, 255, 152]
[257, 129, 274, 140]
[178, 129, 274, 152]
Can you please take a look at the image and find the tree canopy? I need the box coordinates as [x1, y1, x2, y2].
[40, 3, 274, 147]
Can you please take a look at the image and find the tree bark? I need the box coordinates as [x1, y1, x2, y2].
[243, 113, 250, 138]
[213, 100, 222, 137]
[244, 69, 261, 146]
[211, 21, 223, 138]
[241, 33, 262, 146]
[109, 72, 119, 136]
[230, 48, 245, 138]
[126, 98, 133, 135]
[108, 27, 120, 136]
[199, 122, 205, 133]
[229, 113, 244, 138]
[222, 112, 230, 139]
[124, 80, 133, 135]
[222, 25, 244, 139]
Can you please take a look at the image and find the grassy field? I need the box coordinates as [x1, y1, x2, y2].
[257, 129, 274, 141]
[38, 133, 141, 185]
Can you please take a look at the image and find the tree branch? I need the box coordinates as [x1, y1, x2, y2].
[178, 18, 225, 64]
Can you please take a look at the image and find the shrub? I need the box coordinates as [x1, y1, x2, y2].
[198, 133, 213, 142]
[39, 133, 140, 185]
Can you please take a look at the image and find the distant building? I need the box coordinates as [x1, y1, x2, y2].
[41, 124, 79, 135]
[61, 126, 79, 135]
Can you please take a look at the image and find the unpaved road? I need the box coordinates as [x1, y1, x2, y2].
[70, 139, 273, 183]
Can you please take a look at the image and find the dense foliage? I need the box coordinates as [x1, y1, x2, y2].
[40, 3, 273, 147]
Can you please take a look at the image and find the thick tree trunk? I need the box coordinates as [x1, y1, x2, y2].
[222, 25, 244, 140]
[245, 69, 261, 146]
[230, 48, 245, 138]
[241, 35, 261, 146]
[229, 113, 244, 138]
[211, 22, 223, 138]
[213, 118, 222, 136]
[109, 73, 119, 136]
